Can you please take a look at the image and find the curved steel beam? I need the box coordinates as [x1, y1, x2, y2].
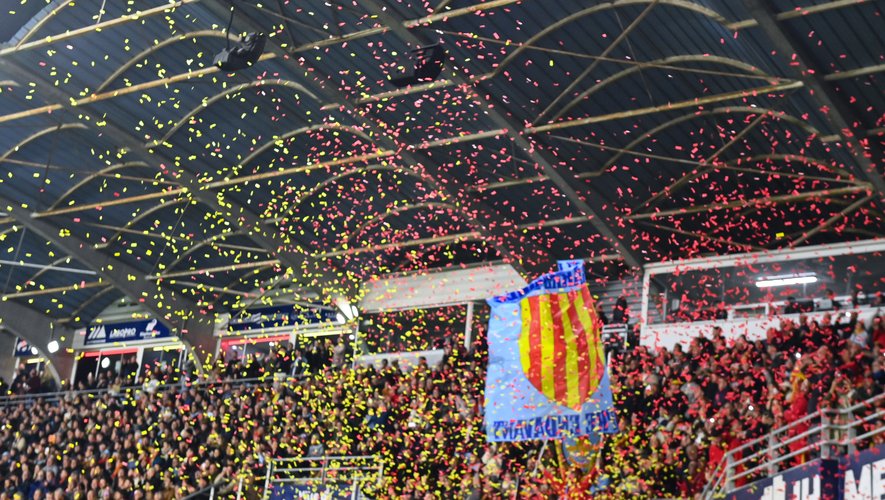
[94, 199, 189, 250]
[271, 164, 417, 223]
[96, 30, 238, 93]
[340, 201, 465, 250]
[13, 256, 81, 292]
[492, 0, 735, 80]
[722, 153, 855, 181]
[161, 230, 251, 274]
[549, 54, 773, 123]
[592, 107, 820, 175]
[14, 0, 77, 47]
[147, 79, 321, 148]
[233, 123, 373, 170]
[0, 123, 89, 165]
[47, 161, 150, 210]
[57, 286, 118, 325]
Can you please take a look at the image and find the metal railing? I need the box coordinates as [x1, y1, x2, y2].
[702, 392, 885, 499]
[262, 455, 383, 499]
[0, 375, 287, 407]
[181, 477, 237, 500]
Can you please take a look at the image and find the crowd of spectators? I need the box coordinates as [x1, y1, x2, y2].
[602, 311, 885, 498]
[0, 310, 882, 499]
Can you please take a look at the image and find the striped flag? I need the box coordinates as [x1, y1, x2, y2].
[485, 260, 618, 443]
[518, 285, 605, 411]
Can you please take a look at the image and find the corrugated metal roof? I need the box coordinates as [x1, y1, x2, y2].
[0, 0, 881, 326]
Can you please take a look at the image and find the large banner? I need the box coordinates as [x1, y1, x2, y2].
[485, 260, 618, 442]
[85, 318, 171, 346]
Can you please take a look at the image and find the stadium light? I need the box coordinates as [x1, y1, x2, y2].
[336, 298, 359, 321]
[754, 273, 817, 288]
[213, 6, 265, 72]
[390, 44, 446, 88]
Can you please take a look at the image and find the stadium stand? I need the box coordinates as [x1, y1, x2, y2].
[1, 0, 884, 498]
[2, 307, 882, 499]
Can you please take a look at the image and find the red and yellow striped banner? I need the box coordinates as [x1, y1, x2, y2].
[517, 284, 605, 411]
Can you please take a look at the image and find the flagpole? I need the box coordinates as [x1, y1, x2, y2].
[554, 437, 568, 491]
[530, 440, 548, 477]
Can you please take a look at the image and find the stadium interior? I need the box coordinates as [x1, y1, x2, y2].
[0, 0, 883, 499]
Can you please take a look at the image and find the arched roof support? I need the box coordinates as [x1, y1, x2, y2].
[0, 123, 88, 165]
[595, 107, 821, 174]
[548, 55, 774, 124]
[48, 161, 150, 210]
[95, 30, 239, 93]
[340, 201, 467, 250]
[147, 79, 322, 148]
[493, 0, 737, 80]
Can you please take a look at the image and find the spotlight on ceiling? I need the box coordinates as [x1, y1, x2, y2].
[47, 340, 59, 354]
[214, 32, 267, 72]
[390, 44, 446, 88]
[213, 5, 265, 72]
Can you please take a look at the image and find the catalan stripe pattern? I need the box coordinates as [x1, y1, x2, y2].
[518, 284, 604, 410]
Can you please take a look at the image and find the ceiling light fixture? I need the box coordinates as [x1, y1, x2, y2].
[390, 44, 446, 88]
[755, 273, 817, 288]
[213, 6, 266, 72]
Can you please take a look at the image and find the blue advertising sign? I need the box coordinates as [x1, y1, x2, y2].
[13, 338, 35, 357]
[838, 445, 885, 499]
[267, 483, 362, 500]
[227, 304, 337, 332]
[726, 459, 838, 500]
[727, 445, 885, 500]
[85, 318, 171, 346]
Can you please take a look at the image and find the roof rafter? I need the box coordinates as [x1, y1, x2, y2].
[743, 0, 885, 197]
[208, 0, 549, 279]
[0, 193, 205, 337]
[0, 56, 354, 311]
[354, 0, 644, 269]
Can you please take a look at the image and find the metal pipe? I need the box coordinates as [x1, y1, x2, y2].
[0, 52, 278, 125]
[636, 111, 772, 212]
[0, 260, 96, 275]
[150, 259, 280, 280]
[823, 62, 885, 81]
[1, 280, 107, 299]
[628, 185, 871, 220]
[525, 81, 805, 135]
[790, 194, 875, 247]
[0, 0, 205, 57]
[539, 0, 660, 124]
[638, 221, 763, 251]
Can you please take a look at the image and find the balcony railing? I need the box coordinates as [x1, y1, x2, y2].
[702, 392, 885, 499]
